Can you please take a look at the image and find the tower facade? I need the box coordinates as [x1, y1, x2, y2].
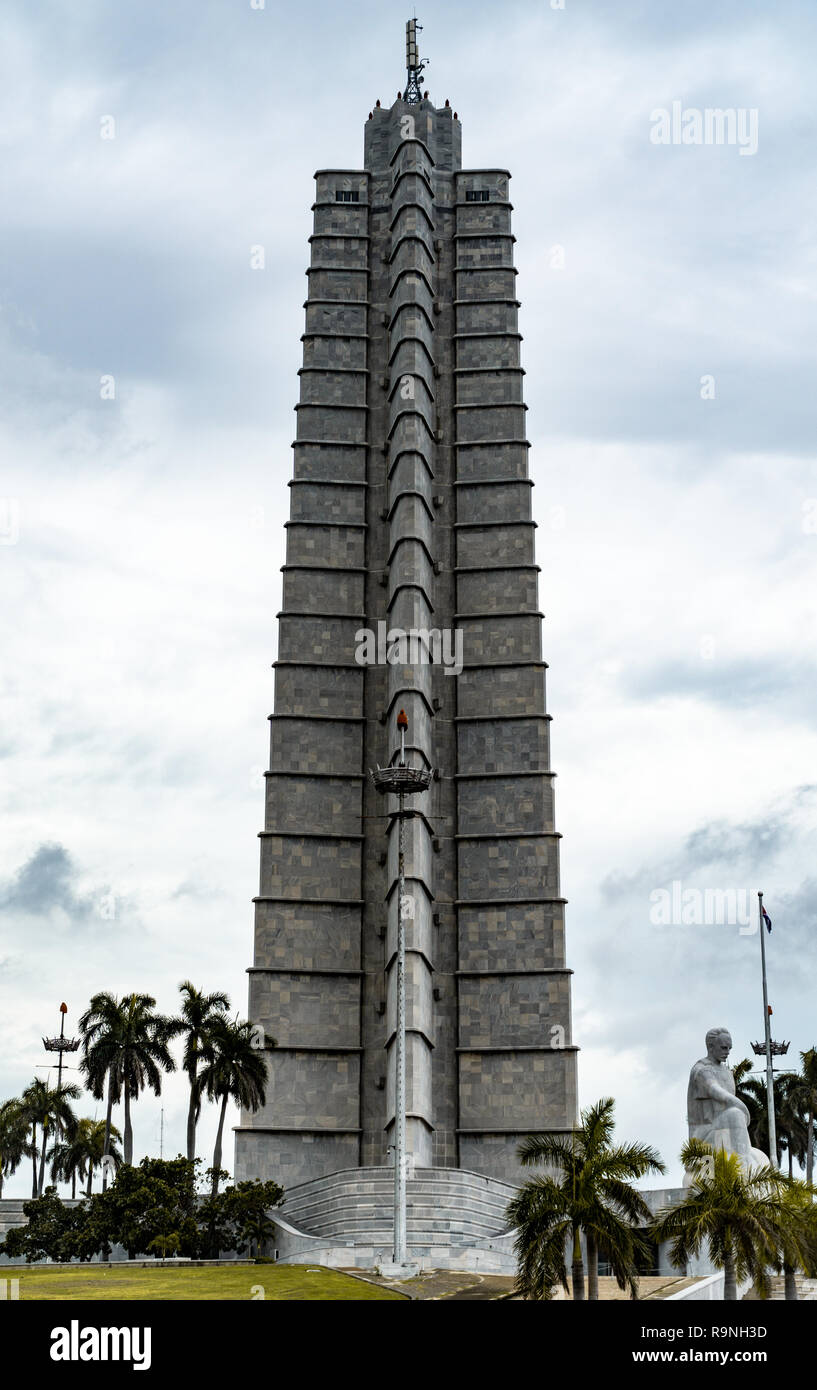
[235, 59, 578, 1196]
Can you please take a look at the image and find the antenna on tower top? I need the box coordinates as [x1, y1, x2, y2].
[403, 17, 427, 104]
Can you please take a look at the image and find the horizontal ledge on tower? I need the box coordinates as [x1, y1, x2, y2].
[264, 1045, 364, 1054]
[454, 478, 532, 488]
[456, 968, 573, 977]
[454, 831, 562, 842]
[453, 897, 567, 907]
[272, 661, 363, 671]
[234, 1126, 362, 1135]
[284, 520, 367, 530]
[454, 713, 552, 723]
[454, 562, 540, 572]
[459, 660, 548, 671]
[454, 439, 531, 449]
[264, 770, 365, 780]
[455, 1127, 577, 1137]
[253, 896, 364, 906]
[454, 770, 555, 781]
[456, 1045, 580, 1054]
[247, 967, 364, 977]
[258, 830, 364, 842]
[455, 610, 544, 621]
[268, 714, 366, 724]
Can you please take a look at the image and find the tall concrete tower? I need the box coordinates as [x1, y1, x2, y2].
[235, 24, 578, 1243]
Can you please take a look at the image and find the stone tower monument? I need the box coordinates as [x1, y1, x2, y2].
[235, 23, 578, 1226]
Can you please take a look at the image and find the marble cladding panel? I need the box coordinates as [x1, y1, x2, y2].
[234, 1131, 359, 1187]
[456, 523, 534, 568]
[264, 775, 361, 835]
[457, 974, 571, 1048]
[304, 302, 367, 335]
[456, 567, 539, 615]
[288, 482, 366, 525]
[455, 371, 524, 407]
[249, 971, 361, 1049]
[455, 480, 532, 525]
[252, 1050, 360, 1128]
[458, 614, 543, 664]
[455, 205, 513, 234]
[456, 775, 552, 835]
[296, 405, 366, 443]
[286, 524, 365, 568]
[455, 302, 519, 335]
[455, 336, 520, 370]
[457, 903, 566, 973]
[455, 441, 529, 481]
[253, 902, 361, 971]
[456, 717, 549, 774]
[456, 664, 546, 718]
[457, 835, 558, 899]
[282, 568, 364, 615]
[456, 404, 526, 443]
[277, 614, 365, 665]
[312, 205, 368, 235]
[306, 269, 368, 302]
[273, 665, 363, 718]
[259, 834, 361, 900]
[455, 238, 515, 269]
[310, 237, 369, 270]
[299, 370, 367, 407]
[302, 335, 367, 370]
[458, 1049, 574, 1129]
[456, 268, 517, 301]
[270, 718, 363, 775]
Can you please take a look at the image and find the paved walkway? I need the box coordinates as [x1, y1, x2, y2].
[341, 1269, 697, 1300]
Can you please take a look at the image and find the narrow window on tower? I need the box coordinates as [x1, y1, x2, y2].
[465, 189, 490, 202]
[335, 190, 360, 202]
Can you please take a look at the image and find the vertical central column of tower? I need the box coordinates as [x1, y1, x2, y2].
[382, 110, 438, 1169]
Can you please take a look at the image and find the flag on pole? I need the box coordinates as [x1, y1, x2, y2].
[762, 905, 772, 933]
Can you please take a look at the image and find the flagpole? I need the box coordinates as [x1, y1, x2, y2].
[758, 891, 777, 1167]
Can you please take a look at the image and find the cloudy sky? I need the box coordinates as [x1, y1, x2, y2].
[1, 0, 815, 1193]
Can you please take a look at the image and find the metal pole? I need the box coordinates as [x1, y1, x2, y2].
[394, 786, 407, 1266]
[758, 892, 777, 1166]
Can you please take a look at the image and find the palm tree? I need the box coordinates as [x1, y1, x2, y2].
[173, 982, 230, 1162]
[791, 1048, 817, 1185]
[733, 1062, 805, 1170]
[79, 992, 177, 1171]
[50, 1117, 122, 1199]
[651, 1139, 811, 1300]
[507, 1097, 665, 1300]
[20, 1078, 80, 1196]
[198, 1017, 270, 1201]
[0, 1099, 30, 1198]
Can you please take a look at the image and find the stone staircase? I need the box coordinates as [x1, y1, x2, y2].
[274, 1166, 518, 1274]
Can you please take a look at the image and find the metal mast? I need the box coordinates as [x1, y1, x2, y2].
[403, 18, 427, 103]
[757, 892, 778, 1166]
[371, 710, 433, 1275]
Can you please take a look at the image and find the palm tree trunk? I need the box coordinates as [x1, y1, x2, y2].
[807, 1111, 814, 1187]
[211, 1092, 229, 1198]
[723, 1247, 737, 1301]
[86, 1163, 93, 1198]
[571, 1226, 585, 1301]
[31, 1123, 39, 1197]
[37, 1124, 48, 1196]
[102, 1069, 115, 1191]
[123, 1087, 133, 1166]
[783, 1262, 798, 1301]
[587, 1232, 599, 1300]
[788, 1149, 793, 1178]
[186, 1079, 197, 1163]
[71, 1170, 76, 1201]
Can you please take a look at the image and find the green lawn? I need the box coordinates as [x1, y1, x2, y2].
[3, 1263, 405, 1301]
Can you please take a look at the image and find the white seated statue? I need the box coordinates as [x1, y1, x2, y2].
[685, 1027, 768, 1182]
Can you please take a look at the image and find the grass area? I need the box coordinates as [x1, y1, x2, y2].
[4, 1263, 405, 1301]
